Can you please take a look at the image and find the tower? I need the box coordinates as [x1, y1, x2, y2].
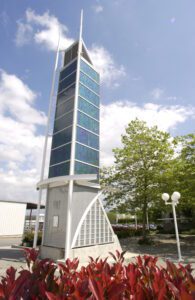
[38, 13, 121, 261]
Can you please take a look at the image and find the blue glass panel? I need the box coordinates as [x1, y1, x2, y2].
[80, 59, 99, 83]
[54, 111, 73, 133]
[49, 161, 70, 178]
[76, 143, 99, 166]
[50, 143, 71, 166]
[78, 97, 99, 120]
[58, 72, 76, 94]
[55, 97, 74, 119]
[75, 161, 99, 175]
[57, 84, 75, 105]
[52, 126, 72, 149]
[77, 111, 99, 134]
[79, 84, 99, 107]
[59, 60, 77, 82]
[80, 72, 99, 94]
[76, 126, 99, 149]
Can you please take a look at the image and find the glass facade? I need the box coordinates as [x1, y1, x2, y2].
[78, 97, 99, 120]
[59, 60, 77, 82]
[57, 84, 75, 105]
[80, 72, 99, 94]
[58, 72, 76, 94]
[50, 143, 71, 166]
[79, 84, 99, 106]
[76, 126, 99, 149]
[55, 97, 74, 119]
[54, 111, 73, 133]
[49, 161, 70, 178]
[52, 126, 72, 149]
[49, 51, 100, 178]
[75, 143, 99, 166]
[75, 161, 99, 175]
[77, 111, 99, 134]
[80, 59, 99, 82]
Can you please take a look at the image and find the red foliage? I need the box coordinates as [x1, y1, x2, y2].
[0, 248, 195, 299]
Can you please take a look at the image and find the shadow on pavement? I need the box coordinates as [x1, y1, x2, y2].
[0, 249, 25, 262]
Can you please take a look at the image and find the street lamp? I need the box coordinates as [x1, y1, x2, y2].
[161, 192, 182, 261]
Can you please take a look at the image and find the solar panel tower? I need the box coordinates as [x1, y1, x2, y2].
[38, 12, 121, 261]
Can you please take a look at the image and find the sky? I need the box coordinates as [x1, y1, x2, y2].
[0, 0, 195, 201]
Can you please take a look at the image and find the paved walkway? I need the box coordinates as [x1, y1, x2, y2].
[121, 234, 195, 275]
[0, 247, 26, 277]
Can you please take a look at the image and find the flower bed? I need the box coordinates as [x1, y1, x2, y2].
[0, 249, 194, 299]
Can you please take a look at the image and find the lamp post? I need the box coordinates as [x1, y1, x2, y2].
[161, 192, 182, 261]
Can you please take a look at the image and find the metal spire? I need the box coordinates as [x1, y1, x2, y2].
[79, 9, 83, 43]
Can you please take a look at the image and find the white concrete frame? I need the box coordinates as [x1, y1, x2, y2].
[71, 191, 115, 248]
[65, 10, 84, 260]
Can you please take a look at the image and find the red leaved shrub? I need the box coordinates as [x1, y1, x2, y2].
[0, 248, 195, 299]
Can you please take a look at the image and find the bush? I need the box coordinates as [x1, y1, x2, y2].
[138, 237, 153, 245]
[112, 225, 145, 239]
[0, 249, 194, 299]
[22, 231, 42, 247]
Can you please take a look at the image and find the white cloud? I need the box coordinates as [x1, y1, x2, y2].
[0, 70, 47, 201]
[93, 5, 104, 13]
[16, 9, 74, 51]
[170, 17, 176, 24]
[15, 21, 33, 46]
[89, 45, 126, 85]
[15, 9, 125, 85]
[100, 101, 195, 166]
[151, 88, 164, 100]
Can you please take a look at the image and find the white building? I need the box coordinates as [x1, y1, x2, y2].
[0, 199, 45, 237]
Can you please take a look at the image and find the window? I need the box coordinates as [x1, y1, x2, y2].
[76, 126, 99, 149]
[79, 84, 99, 107]
[52, 126, 72, 149]
[80, 59, 99, 83]
[78, 97, 99, 120]
[77, 111, 99, 134]
[54, 111, 73, 133]
[57, 84, 75, 105]
[50, 143, 71, 166]
[75, 143, 99, 166]
[64, 42, 78, 66]
[80, 72, 99, 94]
[53, 216, 59, 227]
[75, 161, 99, 175]
[58, 72, 76, 94]
[59, 60, 77, 82]
[55, 97, 74, 119]
[49, 161, 70, 178]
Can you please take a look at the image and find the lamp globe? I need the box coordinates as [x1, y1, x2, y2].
[162, 193, 170, 202]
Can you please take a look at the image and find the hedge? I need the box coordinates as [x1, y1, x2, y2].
[0, 248, 195, 299]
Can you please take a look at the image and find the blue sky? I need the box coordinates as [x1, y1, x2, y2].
[0, 0, 195, 200]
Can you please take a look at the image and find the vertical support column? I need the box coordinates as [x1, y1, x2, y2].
[64, 10, 83, 260]
[65, 180, 73, 259]
[33, 33, 60, 249]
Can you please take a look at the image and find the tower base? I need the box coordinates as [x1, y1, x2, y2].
[38, 175, 122, 262]
[41, 234, 121, 263]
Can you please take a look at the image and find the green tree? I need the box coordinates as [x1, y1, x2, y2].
[175, 134, 195, 221]
[101, 119, 175, 239]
